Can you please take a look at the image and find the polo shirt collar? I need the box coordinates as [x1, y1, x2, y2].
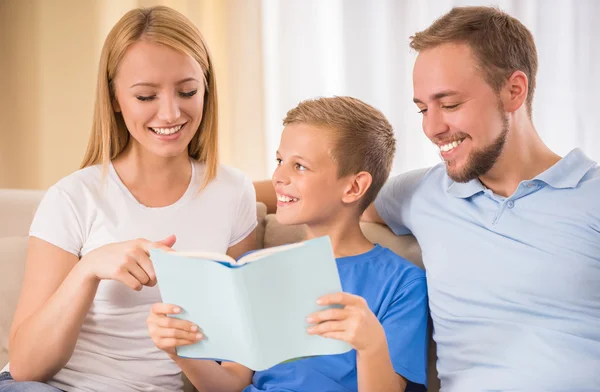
[446, 148, 597, 198]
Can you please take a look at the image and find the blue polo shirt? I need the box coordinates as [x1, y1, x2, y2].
[375, 148, 600, 391]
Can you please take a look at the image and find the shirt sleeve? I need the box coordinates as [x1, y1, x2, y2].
[383, 276, 429, 388]
[229, 174, 258, 247]
[29, 186, 84, 257]
[374, 168, 430, 235]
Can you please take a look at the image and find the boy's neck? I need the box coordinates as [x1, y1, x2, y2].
[304, 215, 373, 259]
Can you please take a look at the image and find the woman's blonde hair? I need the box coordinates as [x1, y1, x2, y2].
[81, 5, 219, 187]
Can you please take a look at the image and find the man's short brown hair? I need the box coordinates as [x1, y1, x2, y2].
[283, 96, 395, 214]
[410, 6, 538, 118]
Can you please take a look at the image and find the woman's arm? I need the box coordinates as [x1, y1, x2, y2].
[9, 235, 175, 381]
[253, 180, 277, 214]
[8, 238, 98, 381]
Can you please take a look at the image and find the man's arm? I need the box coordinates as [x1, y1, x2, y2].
[253, 180, 277, 214]
[361, 202, 385, 224]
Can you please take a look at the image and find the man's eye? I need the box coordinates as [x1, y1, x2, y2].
[136, 95, 155, 102]
[418, 108, 428, 114]
[442, 104, 460, 110]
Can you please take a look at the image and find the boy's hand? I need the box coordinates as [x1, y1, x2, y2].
[306, 293, 386, 355]
[147, 303, 203, 357]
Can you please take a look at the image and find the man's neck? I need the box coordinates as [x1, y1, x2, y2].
[304, 214, 373, 259]
[479, 115, 561, 197]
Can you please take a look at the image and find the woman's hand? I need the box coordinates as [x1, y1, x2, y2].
[147, 303, 203, 357]
[306, 293, 387, 355]
[78, 235, 176, 290]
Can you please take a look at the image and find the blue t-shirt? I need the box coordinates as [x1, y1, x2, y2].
[243, 244, 429, 392]
[375, 148, 600, 391]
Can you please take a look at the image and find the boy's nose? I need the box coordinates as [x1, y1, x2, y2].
[272, 166, 291, 185]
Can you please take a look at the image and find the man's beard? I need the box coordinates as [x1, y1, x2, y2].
[446, 108, 509, 183]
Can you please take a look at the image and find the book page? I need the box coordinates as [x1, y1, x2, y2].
[237, 242, 304, 265]
[174, 251, 236, 264]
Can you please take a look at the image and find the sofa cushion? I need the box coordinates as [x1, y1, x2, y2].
[0, 236, 28, 368]
[0, 189, 46, 238]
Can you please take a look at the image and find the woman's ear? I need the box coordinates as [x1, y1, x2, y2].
[112, 97, 121, 113]
[342, 171, 372, 205]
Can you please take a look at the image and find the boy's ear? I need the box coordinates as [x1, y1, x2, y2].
[341, 171, 372, 205]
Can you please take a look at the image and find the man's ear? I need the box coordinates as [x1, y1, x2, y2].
[501, 70, 528, 113]
[342, 171, 372, 205]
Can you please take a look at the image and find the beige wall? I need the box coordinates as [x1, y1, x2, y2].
[0, 0, 266, 190]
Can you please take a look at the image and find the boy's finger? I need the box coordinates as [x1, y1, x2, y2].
[158, 327, 203, 342]
[160, 337, 201, 349]
[317, 292, 363, 307]
[151, 303, 181, 315]
[307, 320, 345, 335]
[306, 308, 348, 324]
[158, 316, 199, 332]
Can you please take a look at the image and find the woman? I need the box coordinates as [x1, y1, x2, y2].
[1, 6, 256, 391]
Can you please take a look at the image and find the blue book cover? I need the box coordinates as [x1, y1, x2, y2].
[150, 236, 352, 370]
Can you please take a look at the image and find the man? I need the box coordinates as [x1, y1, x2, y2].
[361, 6, 600, 391]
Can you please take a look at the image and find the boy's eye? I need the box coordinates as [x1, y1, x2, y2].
[136, 95, 155, 102]
[295, 163, 307, 171]
[179, 90, 198, 98]
[276, 158, 282, 166]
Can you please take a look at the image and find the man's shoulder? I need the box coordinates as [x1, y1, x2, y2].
[386, 163, 447, 194]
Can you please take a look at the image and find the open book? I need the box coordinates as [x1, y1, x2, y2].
[150, 236, 352, 370]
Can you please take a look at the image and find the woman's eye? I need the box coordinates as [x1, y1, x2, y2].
[136, 95, 155, 102]
[179, 90, 198, 98]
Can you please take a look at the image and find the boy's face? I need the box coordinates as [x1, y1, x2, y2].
[272, 123, 349, 226]
[413, 42, 509, 182]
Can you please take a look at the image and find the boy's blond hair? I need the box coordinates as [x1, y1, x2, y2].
[283, 96, 395, 213]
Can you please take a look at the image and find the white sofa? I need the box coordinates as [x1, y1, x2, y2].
[0, 188, 439, 391]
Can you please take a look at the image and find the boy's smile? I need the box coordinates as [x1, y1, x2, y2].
[272, 123, 347, 227]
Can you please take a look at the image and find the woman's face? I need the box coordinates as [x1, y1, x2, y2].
[112, 40, 205, 158]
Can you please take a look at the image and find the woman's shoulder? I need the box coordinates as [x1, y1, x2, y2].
[50, 164, 104, 195]
[195, 161, 252, 188]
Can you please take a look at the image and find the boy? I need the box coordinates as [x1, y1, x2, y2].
[147, 97, 429, 391]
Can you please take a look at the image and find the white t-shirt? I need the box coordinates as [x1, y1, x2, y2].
[17, 160, 257, 391]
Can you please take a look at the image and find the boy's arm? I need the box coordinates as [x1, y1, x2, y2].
[253, 180, 277, 214]
[356, 339, 407, 392]
[173, 357, 253, 392]
[306, 294, 407, 392]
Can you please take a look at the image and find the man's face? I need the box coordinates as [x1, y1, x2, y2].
[413, 43, 508, 183]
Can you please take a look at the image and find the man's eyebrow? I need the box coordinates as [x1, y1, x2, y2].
[413, 90, 461, 104]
